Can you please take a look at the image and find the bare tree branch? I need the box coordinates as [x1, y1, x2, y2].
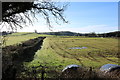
[1, 1, 68, 31]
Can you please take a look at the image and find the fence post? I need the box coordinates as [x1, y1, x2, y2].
[41, 66, 45, 80]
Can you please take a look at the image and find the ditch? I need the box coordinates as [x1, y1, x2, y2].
[2, 37, 46, 79]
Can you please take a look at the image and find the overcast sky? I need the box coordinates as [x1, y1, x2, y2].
[1, 1, 118, 33]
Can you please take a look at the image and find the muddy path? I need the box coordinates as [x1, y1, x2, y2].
[2, 37, 46, 79]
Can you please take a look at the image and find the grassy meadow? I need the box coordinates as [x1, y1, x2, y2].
[23, 36, 119, 78]
[2, 32, 51, 46]
[2, 33, 119, 78]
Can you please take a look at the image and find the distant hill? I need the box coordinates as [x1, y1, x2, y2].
[39, 31, 120, 37]
[98, 31, 120, 37]
[40, 31, 82, 36]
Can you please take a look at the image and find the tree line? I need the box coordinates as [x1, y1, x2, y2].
[40, 31, 120, 37]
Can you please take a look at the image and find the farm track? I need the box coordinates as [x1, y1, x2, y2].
[49, 42, 71, 59]
[98, 53, 118, 63]
[83, 55, 100, 62]
[87, 52, 100, 62]
[86, 50, 118, 63]
[49, 38, 84, 66]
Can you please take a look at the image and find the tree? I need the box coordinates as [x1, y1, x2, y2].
[34, 29, 37, 33]
[88, 32, 98, 37]
[1, 1, 68, 31]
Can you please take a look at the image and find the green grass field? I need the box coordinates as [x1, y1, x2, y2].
[2, 33, 119, 78]
[2, 32, 51, 46]
[22, 36, 119, 78]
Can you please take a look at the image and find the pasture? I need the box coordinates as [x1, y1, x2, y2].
[21, 36, 119, 78]
[2, 32, 51, 46]
[2, 33, 119, 78]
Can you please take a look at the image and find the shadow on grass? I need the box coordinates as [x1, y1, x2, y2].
[2, 37, 46, 79]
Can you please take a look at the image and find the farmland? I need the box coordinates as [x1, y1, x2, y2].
[22, 35, 119, 78]
[2, 32, 119, 78]
[2, 32, 51, 46]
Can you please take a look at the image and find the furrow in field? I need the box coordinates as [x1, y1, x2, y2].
[49, 38, 84, 66]
[87, 52, 100, 62]
[49, 40, 71, 59]
[47, 37, 118, 68]
[98, 53, 118, 63]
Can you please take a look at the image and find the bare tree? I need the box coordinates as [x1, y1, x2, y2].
[1, 1, 68, 31]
